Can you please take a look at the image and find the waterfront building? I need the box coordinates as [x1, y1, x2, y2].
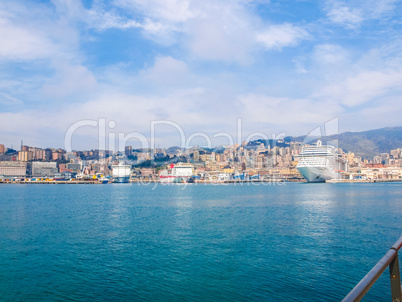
[192, 162, 205, 170]
[45, 149, 53, 161]
[67, 163, 81, 173]
[381, 153, 390, 160]
[0, 161, 27, 177]
[255, 155, 265, 169]
[97, 150, 105, 158]
[64, 152, 76, 161]
[345, 152, 362, 167]
[193, 150, 200, 161]
[373, 156, 382, 164]
[28, 147, 46, 161]
[36, 149, 46, 161]
[18, 151, 33, 162]
[58, 164, 70, 173]
[217, 173, 231, 181]
[125, 146, 133, 157]
[140, 168, 156, 178]
[52, 151, 64, 161]
[31, 162, 58, 177]
[200, 154, 209, 162]
[205, 161, 219, 171]
[154, 148, 166, 156]
[216, 153, 225, 162]
[390, 149, 401, 159]
[360, 167, 402, 180]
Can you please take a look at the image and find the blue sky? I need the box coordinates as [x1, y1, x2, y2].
[1, 0, 402, 149]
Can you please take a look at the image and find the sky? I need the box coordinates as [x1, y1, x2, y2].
[0, 0, 402, 150]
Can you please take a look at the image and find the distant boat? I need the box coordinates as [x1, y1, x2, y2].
[96, 173, 109, 184]
[111, 162, 131, 183]
[159, 163, 194, 183]
[296, 140, 348, 183]
[99, 177, 109, 184]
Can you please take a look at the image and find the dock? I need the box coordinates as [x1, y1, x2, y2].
[0, 180, 104, 184]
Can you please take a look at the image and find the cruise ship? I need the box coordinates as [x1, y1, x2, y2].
[159, 163, 194, 183]
[111, 162, 131, 183]
[296, 140, 348, 182]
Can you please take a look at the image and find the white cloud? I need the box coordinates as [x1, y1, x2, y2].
[0, 1, 83, 62]
[313, 69, 402, 107]
[41, 63, 97, 98]
[87, 0, 188, 44]
[0, 92, 22, 105]
[238, 94, 342, 126]
[87, 0, 309, 63]
[86, 6, 143, 30]
[186, 14, 256, 63]
[51, 0, 86, 20]
[0, 0, 101, 107]
[140, 56, 188, 84]
[327, 6, 362, 28]
[114, 0, 193, 23]
[0, 15, 55, 61]
[312, 44, 349, 65]
[341, 95, 402, 131]
[324, 0, 400, 28]
[256, 24, 309, 50]
[97, 56, 192, 95]
[293, 57, 308, 74]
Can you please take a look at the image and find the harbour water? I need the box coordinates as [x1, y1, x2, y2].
[0, 182, 401, 301]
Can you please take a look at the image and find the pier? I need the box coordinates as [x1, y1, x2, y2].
[0, 180, 103, 184]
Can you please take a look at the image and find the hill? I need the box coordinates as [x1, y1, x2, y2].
[290, 127, 402, 159]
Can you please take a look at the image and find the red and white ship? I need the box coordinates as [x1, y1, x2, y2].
[159, 163, 194, 183]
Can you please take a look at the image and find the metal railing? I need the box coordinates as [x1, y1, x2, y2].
[343, 236, 402, 302]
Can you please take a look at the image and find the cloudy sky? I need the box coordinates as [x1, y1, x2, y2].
[1, 0, 402, 150]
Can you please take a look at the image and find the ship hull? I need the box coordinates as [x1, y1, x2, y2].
[159, 164, 194, 183]
[112, 177, 130, 183]
[160, 176, 190, 183]
[297, 166, 337, 183]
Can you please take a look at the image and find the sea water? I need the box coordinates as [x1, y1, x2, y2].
[0, 182, 401, 301]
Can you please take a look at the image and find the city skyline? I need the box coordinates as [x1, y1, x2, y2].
[1, 0, 402, 150]
[1, 132, 401, 183]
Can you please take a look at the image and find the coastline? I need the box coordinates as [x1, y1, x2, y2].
[1, 178, 401, 184]
[0, 179, 303, 184]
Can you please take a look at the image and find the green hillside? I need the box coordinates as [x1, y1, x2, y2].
[291, 127, 402, 159]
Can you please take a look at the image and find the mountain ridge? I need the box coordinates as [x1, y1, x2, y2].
[289, 126, 402, 159]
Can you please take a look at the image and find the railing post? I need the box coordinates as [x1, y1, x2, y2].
[390, 252, 402, 302]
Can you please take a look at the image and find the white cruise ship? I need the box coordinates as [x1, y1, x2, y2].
[111, 162, 131, 183]
[296, 140, 348, 183]
[159, 163, 194, 183]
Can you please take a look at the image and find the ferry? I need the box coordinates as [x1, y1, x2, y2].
[296, 140, 348, 182]
[159, 163, 194, 183]
[111, 162, 131, 183]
